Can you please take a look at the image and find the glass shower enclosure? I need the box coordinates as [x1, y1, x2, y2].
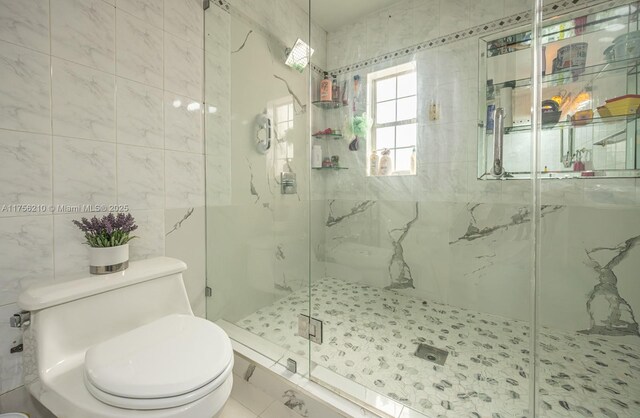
[204, 0, 640, 416]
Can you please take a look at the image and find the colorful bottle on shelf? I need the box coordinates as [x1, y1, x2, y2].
[320, 72, 332, 102]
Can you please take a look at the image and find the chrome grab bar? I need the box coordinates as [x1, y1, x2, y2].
[491, 107, 505, 178]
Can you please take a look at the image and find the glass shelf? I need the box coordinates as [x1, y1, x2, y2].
[312, 133, 343, 139]
[312, 100, 348, 110]
[489, 113, 640, 134]
[312, 166, 349, 170]
[492, 57, 640, 91]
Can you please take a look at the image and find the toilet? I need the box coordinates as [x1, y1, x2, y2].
[17, 257, 233, 418]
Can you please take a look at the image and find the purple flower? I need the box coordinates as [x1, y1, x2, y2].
[72, 212, 138, 247]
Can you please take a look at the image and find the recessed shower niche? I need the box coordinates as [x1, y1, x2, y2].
[478, 2, 640, 179]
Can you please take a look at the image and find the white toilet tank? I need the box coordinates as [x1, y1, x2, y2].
[18, 257, 193, 379]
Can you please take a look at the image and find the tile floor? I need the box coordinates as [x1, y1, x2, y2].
[240, 277, 640, 418]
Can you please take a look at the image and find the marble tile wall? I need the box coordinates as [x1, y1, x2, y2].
[0, 0, 206, 395]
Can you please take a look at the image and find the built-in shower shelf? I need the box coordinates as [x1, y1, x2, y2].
[312, 100, 348, 110]
[312, 166, 349, 170]
[312, 133, 343, 140]
[495, 113, 640, 134]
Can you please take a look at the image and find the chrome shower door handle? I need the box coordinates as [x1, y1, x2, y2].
[491, 107, 505, 178]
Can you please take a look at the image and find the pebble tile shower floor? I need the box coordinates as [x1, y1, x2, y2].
[239, 278, 640, 418]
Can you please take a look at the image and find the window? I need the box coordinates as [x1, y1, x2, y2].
[367, 62, 417, 176]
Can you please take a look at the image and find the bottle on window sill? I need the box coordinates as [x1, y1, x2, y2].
[379, 149, 393, 176]
[410, 147, 416, 175]
[370, 150, 379, 176]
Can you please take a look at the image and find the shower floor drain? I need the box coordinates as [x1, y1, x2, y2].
[415, 343, 448, 366]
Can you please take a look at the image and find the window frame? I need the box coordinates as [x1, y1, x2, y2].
[369, 66, 418, 176]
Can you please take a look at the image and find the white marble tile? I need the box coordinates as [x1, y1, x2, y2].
[164, 33, 203, 101]
[128, 209, 164, 260]
[220, 397, 258, 418]
[51, 58, 115, 142]
[206, 156, 232, 206]
[504, 0, 531, 16]
[0, 0, 49, 53]
[0, 41, 51, 134]
[116, 9, 163, 88]
[204, 3, 230, 54]
[165, 207, 205, 316]
[418, 162, 468, 202]
[53, 212, 92, 277]
[0, 130, 52, 214]
[468, 0, 505, 26]
[439, 0, 470, 35]
[117, 144, 164, 210]
[409, 0, 440, 43]
[116, 77, 164, 148]
[0, 303, 23, 393]
[164, 92, 203, 153]
[541, 178, 585, 206]
[116, 0, 163, 28]
[230, 374, 274, 416]
[164, 0, 204, 48]
[0, 216, 54, 306]
[398, 406, 430, 418]
[164, 151, 205, 208]
[50, 0, 115, 73]
[52, 136, 117, 209]
[0, 385, 56, 417]
[583, 179, 637, 207]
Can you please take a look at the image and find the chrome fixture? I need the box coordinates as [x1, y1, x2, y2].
[286, 358, 297, 373]
[10, 311, 30, 328]
[281, 172, 297, 194]
[298, 314, 323, 344]
[415, 343, 449, 366]
[491, 107, 505, 178]
[285, 39, 314, 72]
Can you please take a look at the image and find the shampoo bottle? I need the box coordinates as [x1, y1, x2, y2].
[312, 145, 323, 168]
[370, 151, 379, 176]
[320, 72, 332, 102]
[332, 75, 339, 102]
[378, 149, 393, 176]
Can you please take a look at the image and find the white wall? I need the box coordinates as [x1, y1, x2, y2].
[0, 0, 207, 395]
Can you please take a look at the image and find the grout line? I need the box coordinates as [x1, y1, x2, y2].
[0, 38, 49, 57]
[114, 0, 119, 208]
[48, 0, 55, 280]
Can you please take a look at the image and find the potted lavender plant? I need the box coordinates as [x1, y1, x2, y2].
[72, 213, 138, 274]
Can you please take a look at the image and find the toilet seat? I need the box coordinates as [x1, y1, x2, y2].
[84, 314, 233, 410]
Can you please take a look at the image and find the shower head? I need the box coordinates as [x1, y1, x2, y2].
[285, 38, 314, 72]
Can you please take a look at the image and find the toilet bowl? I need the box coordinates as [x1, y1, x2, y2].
[18, 257, 233, 418]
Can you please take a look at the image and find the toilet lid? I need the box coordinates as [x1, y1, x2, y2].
[85, 314, 233, 399]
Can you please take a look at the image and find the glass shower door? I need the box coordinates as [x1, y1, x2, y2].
[534, 1, 640, 416]
[204, 0, 313, 373]
[308, 1, 537, 416]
